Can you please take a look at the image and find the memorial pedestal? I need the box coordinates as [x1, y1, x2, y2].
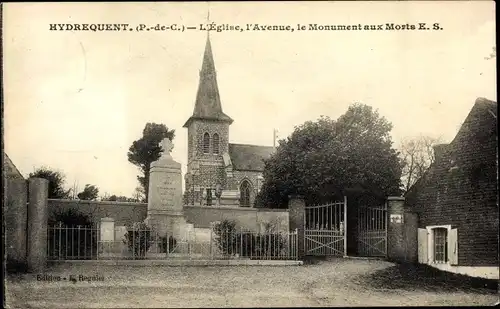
[145, 142, 189, 243]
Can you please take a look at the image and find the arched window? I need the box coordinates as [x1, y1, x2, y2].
[240, 180, 251, 207]
[203, 132, 210, 154]
[212, 133, 220, 154]
[433, 228, 448, 263]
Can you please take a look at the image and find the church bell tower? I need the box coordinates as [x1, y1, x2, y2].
[183, 33, 233, 205]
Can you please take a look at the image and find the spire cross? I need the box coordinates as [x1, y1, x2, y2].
[206, 6, 211, 35]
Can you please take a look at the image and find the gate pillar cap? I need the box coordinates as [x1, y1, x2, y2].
[387, 196, 405, 201]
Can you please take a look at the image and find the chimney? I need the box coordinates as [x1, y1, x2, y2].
[433, 144, 449, 162]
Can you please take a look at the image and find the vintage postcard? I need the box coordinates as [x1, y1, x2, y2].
[3, 1, 498, 308]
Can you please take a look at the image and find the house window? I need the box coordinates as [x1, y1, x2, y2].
[433, 227, 448, 263]
[240, 180, 251, 207]
[419, 225, 457, 266]
[203, 133, 210, 154]
[212, 133, 220, 154]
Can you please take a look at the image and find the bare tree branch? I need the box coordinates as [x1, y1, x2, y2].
[399, 135, 444, 192]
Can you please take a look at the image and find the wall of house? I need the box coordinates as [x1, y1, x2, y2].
[403, 212, 419, 263]
[427, 264, 499, 280]
[406, 103, 498, 267]
[47, 199, 148, 226]
[183, 205, 289, 233]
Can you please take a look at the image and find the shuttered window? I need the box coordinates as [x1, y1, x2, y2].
[419, 226, 458, 266]
[433, 228, 448, 263]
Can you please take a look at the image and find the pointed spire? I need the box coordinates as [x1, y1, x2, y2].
[200, 33, 215, 77]
[183, 27, 233, 128]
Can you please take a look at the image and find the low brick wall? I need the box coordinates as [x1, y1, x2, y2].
[47, 200, 289, 233]
[47, 199, 148, 227]
[184, 205, 289, 233]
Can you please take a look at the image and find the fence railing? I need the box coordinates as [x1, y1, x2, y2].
[47, 224, 99, 260]
[47, 223, 298, 261]
[211, 229, 298, 260]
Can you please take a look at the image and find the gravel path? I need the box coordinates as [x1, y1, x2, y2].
[5, 258, 498, 308]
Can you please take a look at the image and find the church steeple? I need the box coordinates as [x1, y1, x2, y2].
[183, 33, 233, 128]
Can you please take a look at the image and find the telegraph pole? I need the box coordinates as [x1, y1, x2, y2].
[273, 129, 278, 148]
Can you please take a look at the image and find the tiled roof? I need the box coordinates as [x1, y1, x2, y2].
[449, 97, 497, 145]
[228, 143, 275, 172]
[405, 97, 497, 195]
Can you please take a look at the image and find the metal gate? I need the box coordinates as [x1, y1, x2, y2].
[304, 197, 347, 256]
[357, 203, 387, 257]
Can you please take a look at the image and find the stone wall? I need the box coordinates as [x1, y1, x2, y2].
[5, 177, 49, 272]
[227, 170, 263, 206]
[386, 197, 419, 263]
[188, 119, 230, 163]
[184, 119, 231, 206]
[183, 205, 289, 233]
[48, 199, 148, 226]
[47, 199, 289, 233]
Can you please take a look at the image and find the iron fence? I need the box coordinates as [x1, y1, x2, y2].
[47, 223, 298, 261]
[211, 229, 299, 260]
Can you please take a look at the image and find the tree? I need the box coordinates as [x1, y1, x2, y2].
[101, 194, 139, 202]
[29, 167, 71, 199]
[399, 135, 444, 193]
[127, 123, 175, 202]
[256, 103, 402, 208]
[133, 186, 146, 203]
[484, 46, 496, 60]
[77, 184, 99, 200]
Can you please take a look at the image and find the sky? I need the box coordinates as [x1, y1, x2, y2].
[3, 2, 496, 197]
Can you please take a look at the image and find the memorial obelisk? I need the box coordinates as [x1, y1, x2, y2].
[145, 138, 187, 239]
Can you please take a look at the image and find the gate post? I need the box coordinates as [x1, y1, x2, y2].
[6, 179, 29, 271]
[26, 178, 49, 272]
[386, 196, 405, 262]
[343, 196, 348, 257]
[288, 195, 305, 260]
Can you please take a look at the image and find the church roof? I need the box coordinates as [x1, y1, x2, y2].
[183, 34, 233, 128]
[228, 143, 275, 172]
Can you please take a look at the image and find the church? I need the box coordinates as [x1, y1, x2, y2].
[182, 34, 274, 207]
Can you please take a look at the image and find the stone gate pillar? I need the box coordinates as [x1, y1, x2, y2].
[6, 179, 29, 269]
[288, 195, 305, 260]
[387, 196, 405, 262]
[26, 178, 49, 272]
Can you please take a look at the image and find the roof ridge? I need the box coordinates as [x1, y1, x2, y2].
[229, 143, 274, 148]
[475, 97, 497, 105]
[3, 152, 25, 180]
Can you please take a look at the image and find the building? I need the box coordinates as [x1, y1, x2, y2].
[182, 34, 274, 207]
[4, 153, 25, 181]
[405, 97, 498, 279]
